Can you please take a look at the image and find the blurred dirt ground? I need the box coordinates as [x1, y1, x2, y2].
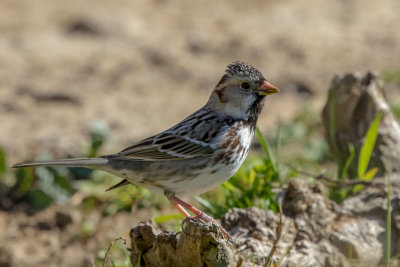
[1, 0, 400, 266]
[1, 0, 400, 162]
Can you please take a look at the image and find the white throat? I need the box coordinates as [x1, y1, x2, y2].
[222, 104, 249, 120]
[221, 93, 256, 120]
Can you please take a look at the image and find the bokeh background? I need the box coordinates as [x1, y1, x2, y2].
[1, 0, 400, 266]
[2, 0, 400, 161]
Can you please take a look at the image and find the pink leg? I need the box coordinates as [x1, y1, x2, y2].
[164, 191, 230, 240]
[168, 194, 214, 222]
[171, 202, 191, 217]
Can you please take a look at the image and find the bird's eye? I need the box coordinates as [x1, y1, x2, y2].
[240, 82, 250, 89]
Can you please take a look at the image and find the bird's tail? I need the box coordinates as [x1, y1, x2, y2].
[12, 158, 109, 169]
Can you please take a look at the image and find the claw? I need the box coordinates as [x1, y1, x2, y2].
[180, 214, 231, 241]
[165, 190, 231, 241]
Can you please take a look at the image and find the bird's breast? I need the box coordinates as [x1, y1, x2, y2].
[211, 122, 254, 167]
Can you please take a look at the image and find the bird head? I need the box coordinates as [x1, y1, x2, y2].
[208, 61, 279, 120]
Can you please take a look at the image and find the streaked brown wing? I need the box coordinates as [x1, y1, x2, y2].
[106, 132, 214, 161]
[103, 107, 230, 161]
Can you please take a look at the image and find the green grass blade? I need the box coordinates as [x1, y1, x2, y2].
[137, 251, 142, 267]
[358, 112, 383, 180]
[340, 144, 355, 179]
[153, 213, 184, 224]
[255, 127, 277, 173]
[278, 246, 292, 265]
[0, 148, 6, 174]
[275, 123, 282, 171]
[363, 167, 379, 181]
[195, 196, 220, 215]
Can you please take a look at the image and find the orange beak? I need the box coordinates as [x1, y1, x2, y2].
[258, 81, 279, 95]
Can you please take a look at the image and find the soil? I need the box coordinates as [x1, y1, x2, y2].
[1, 0, 400, 266]
[2, 0, 400, 162]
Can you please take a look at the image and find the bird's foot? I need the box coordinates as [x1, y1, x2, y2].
[181, 212, 231, 241]
[165, 191, 231, 241]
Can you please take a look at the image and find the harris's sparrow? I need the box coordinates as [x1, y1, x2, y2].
[13, 61, 279, 238]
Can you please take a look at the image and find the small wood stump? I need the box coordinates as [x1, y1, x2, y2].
[130, 220, 236, 267]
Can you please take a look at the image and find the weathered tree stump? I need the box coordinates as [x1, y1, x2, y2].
[130, 175, 400, 266]
[322, 72, 400, 176]
[130, 220, 236, 267]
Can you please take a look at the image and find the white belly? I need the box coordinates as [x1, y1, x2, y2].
[168, 161, 245, 197]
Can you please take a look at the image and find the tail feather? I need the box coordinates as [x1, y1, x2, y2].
[105, 179, 131, 191]
[12, 158, 109, 168]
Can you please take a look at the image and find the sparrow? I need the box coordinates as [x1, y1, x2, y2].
[13, 61, 279, 238]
